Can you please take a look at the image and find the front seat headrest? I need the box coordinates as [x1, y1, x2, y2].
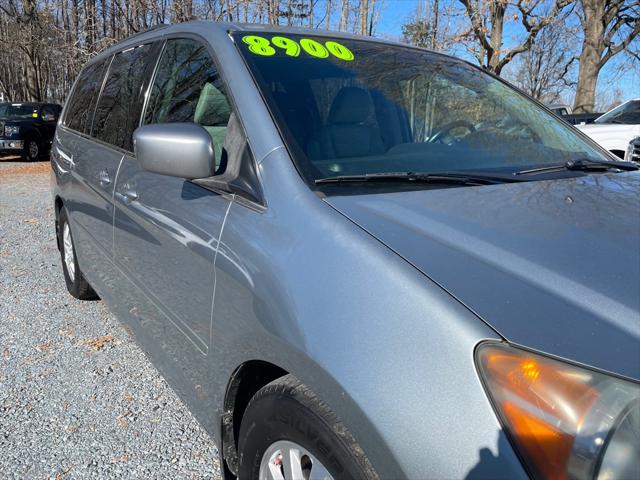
[327, 87, 374, 124]
[194, 82, 231, 126]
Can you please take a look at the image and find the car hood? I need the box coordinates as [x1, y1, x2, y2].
[325, 172, 640, 380]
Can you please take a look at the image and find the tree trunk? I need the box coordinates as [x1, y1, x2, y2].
[487, 0, 505, 73]
[573, 0, 605, 113]
[360, 0, 368, 35]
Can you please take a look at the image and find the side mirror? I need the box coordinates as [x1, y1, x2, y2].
[133, 123, 215, 179]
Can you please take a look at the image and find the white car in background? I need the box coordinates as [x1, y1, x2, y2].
[576, 98, 640, 159]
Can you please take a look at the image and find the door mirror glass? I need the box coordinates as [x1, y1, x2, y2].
[133, 123, 216, 179]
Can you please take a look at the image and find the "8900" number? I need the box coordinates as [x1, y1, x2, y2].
[241, 35, 355, 61]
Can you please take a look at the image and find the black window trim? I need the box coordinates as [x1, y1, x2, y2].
[88, 53, 115, 139]
[61, 55, 111, 134]
[60, 41, 161, 156]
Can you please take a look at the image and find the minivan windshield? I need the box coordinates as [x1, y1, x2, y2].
[0, 104, 37, 119]
[233, 33, 616, 185]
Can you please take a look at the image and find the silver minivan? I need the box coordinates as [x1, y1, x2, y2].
[52, 21, 639, 480]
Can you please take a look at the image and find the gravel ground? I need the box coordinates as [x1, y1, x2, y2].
[0, 158, 221, 479]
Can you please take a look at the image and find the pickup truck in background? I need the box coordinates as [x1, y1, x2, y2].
[546, 103, 602, 125]
[0, 102, 62, 161]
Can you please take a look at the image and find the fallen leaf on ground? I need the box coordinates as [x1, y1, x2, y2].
[82, 335, 114, 351]
[116, 416, 129, 428]
[35, 341, 52, 353]
[111, 454, 129, 464]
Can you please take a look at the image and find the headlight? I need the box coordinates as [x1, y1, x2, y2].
[625, 141, 635, 162]
[4, 125, 19, 136]
[476, 342, 639, 480]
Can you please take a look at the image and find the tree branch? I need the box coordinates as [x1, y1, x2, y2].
[599, 19, 640, 68]
[495, 0, 574, 73]
[457, 0, 493, 57]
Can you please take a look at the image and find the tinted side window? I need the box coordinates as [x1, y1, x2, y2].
[64, 58, 109, 134]
[144, 39, 231, 162]
[92, 43, 153, 150]
[41, 105, 58, 121]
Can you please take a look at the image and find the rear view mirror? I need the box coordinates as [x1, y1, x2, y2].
[133, 123, 216, 179]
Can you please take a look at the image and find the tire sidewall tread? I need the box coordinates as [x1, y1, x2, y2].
[238, 374, 378, 480]
[58, 208, 98, 301]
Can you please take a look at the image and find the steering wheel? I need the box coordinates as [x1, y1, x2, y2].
[429, 120, 476, 144]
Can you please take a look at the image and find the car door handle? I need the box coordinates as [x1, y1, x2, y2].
[98, 169, 111, 187]
[121, 182, 138, 203]
[56, 147, 75, 168]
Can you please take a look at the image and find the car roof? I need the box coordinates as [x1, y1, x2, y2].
[4, 102, 61, 108]
[90, 20, 428, 66]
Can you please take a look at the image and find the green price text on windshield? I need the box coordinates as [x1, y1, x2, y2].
[241, 35, 355, 61]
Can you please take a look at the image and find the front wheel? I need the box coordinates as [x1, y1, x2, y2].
[22, 138, 40, 162]
[238, 375, 378, 480]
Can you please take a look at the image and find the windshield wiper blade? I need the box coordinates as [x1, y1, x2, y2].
[314, 171, 506, 186]
[515, 159, 638, 176]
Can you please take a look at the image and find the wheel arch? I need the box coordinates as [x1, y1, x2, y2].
[23, 127, 42, 142]
[221, 360, 289, 477]
[54, 195, 64, 251]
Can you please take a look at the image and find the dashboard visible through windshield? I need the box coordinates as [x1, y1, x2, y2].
[233, 32, 616, 186]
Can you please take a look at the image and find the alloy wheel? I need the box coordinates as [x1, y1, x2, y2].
[259, 440, 334, 480]
[63, 222, 75, 282]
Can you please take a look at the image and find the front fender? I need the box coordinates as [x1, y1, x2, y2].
[210, 148, 528, 479]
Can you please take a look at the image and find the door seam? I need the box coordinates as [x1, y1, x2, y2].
[111, 153, 126, 259]
[209, 195, 234, 349]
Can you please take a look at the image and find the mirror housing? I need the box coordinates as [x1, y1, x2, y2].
[133, 123, 215, 179]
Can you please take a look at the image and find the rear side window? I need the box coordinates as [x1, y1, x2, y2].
[92, 43, 154, 151]
[64, 58, 109, 134]
[143, 39, 231, 162]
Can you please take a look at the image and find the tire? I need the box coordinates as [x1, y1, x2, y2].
[238, 375, 378, 480]
[22, 137, 40, 162]
[58, 207, 99, 300]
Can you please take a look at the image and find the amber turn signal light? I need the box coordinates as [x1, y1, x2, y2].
[476, 343, 639, 480]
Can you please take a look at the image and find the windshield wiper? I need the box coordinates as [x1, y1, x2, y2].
[515, 159, 638, 176]
[314, 171, 509, 186]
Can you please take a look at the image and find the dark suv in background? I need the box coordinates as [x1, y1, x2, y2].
[0, 102, 62, 161]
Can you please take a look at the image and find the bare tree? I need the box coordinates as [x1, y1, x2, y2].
[595, 86, 624, 111]
[456, 0, 575, 75]
[573, 0, 640, 113]
[512, 21, 578, 102]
